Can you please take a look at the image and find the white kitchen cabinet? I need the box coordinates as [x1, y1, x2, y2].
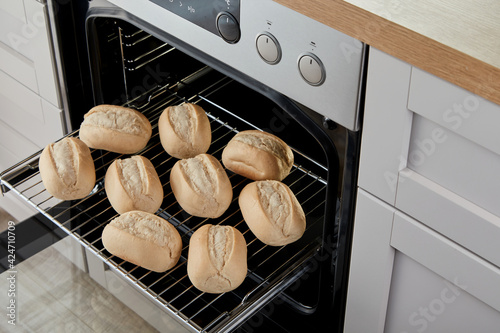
[0, 0, 61, 106]
[0, 0, 64, 216]
[346, 190, 500, 333]
[345, 48, 500, 332]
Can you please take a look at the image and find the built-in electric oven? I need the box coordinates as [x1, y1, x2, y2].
[0, 0, 367, 331]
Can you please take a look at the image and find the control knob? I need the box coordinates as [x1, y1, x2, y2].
[216, 12, 240, 43]
[298, 53, 326, 86]
[256, 32, 281, 64]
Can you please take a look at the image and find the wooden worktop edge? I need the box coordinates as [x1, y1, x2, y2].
[274, 0, 500, 106]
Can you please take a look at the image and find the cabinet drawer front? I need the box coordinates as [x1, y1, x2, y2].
[0, 69, 63, 147]
[0, 68, 43, 122]
[0, 3, 32, 60]
[0, 120, 39, 171]
[0, 41, 38, 92]
[391, 212, 500, 312]
[408, 67, 500, 156]
[396, 168, 500, 268]
[0, 1, 26, 23]
[406, 114, 500, 218]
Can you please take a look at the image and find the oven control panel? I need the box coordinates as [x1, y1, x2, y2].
[149, 0, 241, 43]
[108, 0, 365, 131]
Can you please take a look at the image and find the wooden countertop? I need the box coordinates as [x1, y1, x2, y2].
[274, 0, 500, 106]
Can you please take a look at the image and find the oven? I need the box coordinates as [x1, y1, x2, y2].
[0, 0, 366, 331]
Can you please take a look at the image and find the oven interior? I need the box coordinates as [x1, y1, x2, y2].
[1, 15, 350, 333]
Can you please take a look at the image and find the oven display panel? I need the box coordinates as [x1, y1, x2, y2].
[150, 0, 241, 42]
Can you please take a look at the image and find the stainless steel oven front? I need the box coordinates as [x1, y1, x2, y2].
[1, 0, 366, 332]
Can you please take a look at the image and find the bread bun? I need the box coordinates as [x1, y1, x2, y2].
[39, 137, 96, 200]
[79, 104, 152, 154]
[239, 180, 305, 246]
[170, 154, 232, 218]
[187, 224, 247, 293]
[221, 130, 293, 181]
[158, 103, 211, 159]
[105, 155, 163, 214]
[102, 211, 182, 272]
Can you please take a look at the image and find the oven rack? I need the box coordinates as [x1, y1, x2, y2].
[0, 69, 328, 333]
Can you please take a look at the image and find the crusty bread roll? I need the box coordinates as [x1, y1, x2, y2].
[221, 130, 294, 181]
[39, 137, 96, 200]
[158, 103, 211, 159]
[79, 104, 152, 154]
[239, 180, 306, 246]
[105, 155, 163, 214]
[102, 211, 182, 272]
[187, 224, 247, 293]
[170, 154, 232, 218]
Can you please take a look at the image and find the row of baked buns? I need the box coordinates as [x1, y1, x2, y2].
[38, 103, 306, 294]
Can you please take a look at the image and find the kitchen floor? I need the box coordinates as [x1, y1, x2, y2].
[0, 208, 160, 332]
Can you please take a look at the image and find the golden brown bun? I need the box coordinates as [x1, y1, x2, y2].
[158, 103, 211, 159]
[79, 104, 152, 154]
[239, 180, 305, 246]
[221, 130, 294, 181]
[187, 224, 247, 293]
[102, 211, 182, 272]
[170, 154, 232, 218]
[105, 156, 163, 214]
[39, 137, 96, 200]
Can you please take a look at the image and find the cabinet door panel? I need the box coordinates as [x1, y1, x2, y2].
[385, 252, 500, 333]
[344, 189, 396, 333]
[391, 212, 500, 313]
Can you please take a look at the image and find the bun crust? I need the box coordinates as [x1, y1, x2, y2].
[79, 104, 152, 154]
[105, 156, 163, 214]
[39, 137, 96, 200]
[102, 211, 182, 272]
[239, 180, 305, 246]
[221, 130, 293, 181]
[170, 154, 232, 218]
[158, 103, 211, 159]
[187, 224, 247, 293]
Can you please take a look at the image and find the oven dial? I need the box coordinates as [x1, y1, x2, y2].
[256, 32, 281, 65]
[298, 53, 326, 86]
[216, 12, 240, 44]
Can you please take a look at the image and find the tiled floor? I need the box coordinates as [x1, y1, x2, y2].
[0, 206, 17, 233]
[0, 245, 160, 332]
[0, 207, 160, 332]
